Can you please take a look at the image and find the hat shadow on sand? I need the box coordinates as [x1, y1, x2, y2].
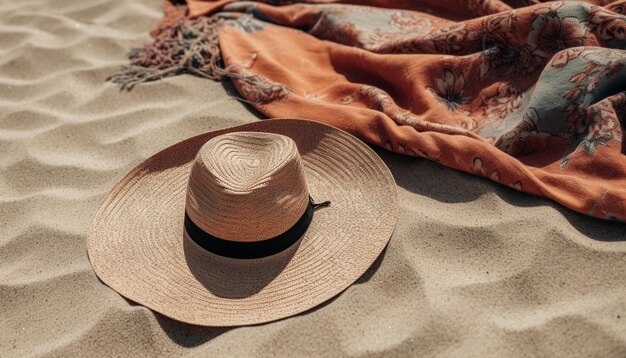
[182, 232, 302, 299]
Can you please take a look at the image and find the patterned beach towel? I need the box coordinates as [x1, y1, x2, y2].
[111, 0, 626, 221]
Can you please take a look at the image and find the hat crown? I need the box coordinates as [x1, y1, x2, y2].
[185, 132, 310, 243]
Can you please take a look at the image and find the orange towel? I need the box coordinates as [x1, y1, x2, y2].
[111, 0, 626, 221]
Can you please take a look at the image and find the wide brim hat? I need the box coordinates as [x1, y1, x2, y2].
[87, 119, 398, 326]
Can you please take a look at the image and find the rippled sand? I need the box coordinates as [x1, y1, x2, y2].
[1, 0, 626, 356]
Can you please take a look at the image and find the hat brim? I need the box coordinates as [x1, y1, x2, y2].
[87, 119, 398, 326]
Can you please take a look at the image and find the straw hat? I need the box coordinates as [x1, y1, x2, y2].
[87, 119, 398, 326]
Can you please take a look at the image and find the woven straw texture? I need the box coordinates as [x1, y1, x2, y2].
[87, 119, 398, 326]
[186, 132, 310, 242]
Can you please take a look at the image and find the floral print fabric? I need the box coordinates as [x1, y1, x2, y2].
[119, 0, 626, 221]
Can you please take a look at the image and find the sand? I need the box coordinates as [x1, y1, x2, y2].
[1, 0, 625, 356]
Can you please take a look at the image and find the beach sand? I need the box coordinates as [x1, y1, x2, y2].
[1, 0, 626, 356]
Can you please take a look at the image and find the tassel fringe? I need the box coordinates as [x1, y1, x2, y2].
[108, 14, 292, 105]
[108, 16, 228, 90]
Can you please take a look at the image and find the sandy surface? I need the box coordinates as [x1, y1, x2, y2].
[1, 0, 626, 356]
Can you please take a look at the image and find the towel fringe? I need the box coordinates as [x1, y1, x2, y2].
[108, 14, 292, 106]
[108, 15, 227, 90]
